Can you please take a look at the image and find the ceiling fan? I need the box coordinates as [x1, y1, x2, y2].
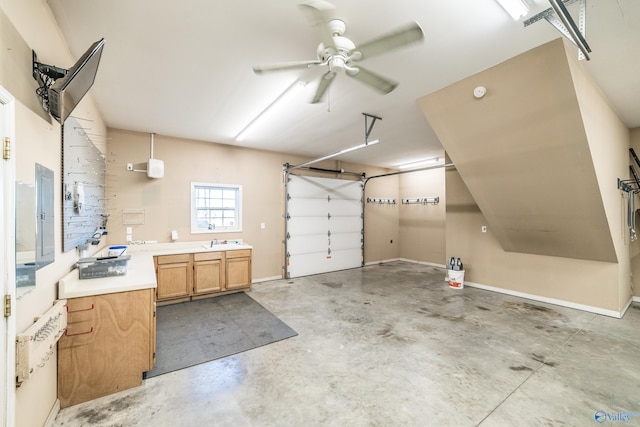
[252, 0, 425, 104]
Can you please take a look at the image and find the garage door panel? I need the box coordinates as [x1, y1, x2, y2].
[287, 218, 329, 235]
[287, 253, 331, 277]
[288, 235, 328, 255]
[329, 199, 361, 215]
[329, 217, 362, 233]
[288, 198, 329, 216]
[327, 249, 363, 270]
[327, 181, 363, 199]
[330, 232, 362, 250]
[287, 177, 335, 199]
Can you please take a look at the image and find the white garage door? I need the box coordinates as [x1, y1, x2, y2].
[286, 175, 363, 278]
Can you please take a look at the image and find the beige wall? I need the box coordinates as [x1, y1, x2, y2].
[446, 164, 620, 311]
[1, 2, 107, 427]
[419, 39, 631, 314]
[363, 174, 401, 262]
[566, 49, 632, 310]
[397, 168, 446, 264]
[106, 129, 399, 280]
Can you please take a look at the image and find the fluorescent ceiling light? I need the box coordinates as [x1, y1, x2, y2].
[293, 139, 380, 169]
[236, 80, 306, 142]
[495, 0, 529, 20]
[397, 157, 440, 170]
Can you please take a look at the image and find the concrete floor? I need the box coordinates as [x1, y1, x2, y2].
[53, 261, 640, 426]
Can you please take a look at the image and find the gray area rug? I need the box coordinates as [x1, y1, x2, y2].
[146, 292, 297, 378]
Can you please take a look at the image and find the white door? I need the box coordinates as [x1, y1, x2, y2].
[285, 175, 363, 278]
[0, 86, 16, 427]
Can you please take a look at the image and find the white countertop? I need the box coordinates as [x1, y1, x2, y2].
[59, 253, 157, 299]
[58, 241, 252, 299]
[126, 240, 252, 256]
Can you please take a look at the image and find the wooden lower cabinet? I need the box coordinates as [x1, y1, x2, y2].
[155, 254, 192, 301]
[58, 288, 155, 408]
[193, 251, 225, 294]
[226, 249, 252, 290]
[156, 249, 251, 304]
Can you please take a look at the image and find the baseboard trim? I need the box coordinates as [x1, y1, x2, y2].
[366, 258, 446, 269]
[633, 295, 640, 303]
[465, 280, 625, 319]
[45, 399, 60, 427]
[252, 275, 282, 284]
[365, 258, 402, 265]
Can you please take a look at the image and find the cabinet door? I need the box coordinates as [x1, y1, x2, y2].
[58, 289, 154, 408]
[194, 259, 224, 294]
[156, 254, 192, 301]
[226, 250, 252, 290]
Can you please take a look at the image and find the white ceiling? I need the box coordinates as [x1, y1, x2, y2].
[47, 0, 640, 168]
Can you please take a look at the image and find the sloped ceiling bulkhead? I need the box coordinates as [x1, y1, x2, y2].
[418, 38, 617, 263]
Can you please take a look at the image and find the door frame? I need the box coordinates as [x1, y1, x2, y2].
[0, 85, 17, 427]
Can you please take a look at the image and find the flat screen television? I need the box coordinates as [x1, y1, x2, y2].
[48, 38, 105, 123]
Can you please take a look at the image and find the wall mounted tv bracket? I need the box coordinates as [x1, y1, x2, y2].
[32, 51, 68, 111]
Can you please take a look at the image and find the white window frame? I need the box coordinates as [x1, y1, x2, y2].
[190, 182, 242, 234]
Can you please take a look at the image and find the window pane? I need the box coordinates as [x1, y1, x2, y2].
[192, 183, 241, 233]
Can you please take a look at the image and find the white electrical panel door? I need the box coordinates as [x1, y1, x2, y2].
[286, 175, 363, 278]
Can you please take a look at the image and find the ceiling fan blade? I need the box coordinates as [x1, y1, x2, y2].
[311, 71, 336, 103]
[253, 60, 322, 74]
[350, 22, 424, 61]
[347, 66, 397, 94]
[299, 0, 338, 51]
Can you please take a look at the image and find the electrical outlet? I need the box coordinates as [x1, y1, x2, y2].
[481, 226, 487, 233]
[127, 163, 133, 171]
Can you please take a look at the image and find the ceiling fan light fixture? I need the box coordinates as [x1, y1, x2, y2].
[495, 0, 529, 20]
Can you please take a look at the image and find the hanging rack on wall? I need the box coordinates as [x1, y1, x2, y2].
[366, 197, 396, 205]
[402, 197, 439, 205]
[617, 148, 640, 241]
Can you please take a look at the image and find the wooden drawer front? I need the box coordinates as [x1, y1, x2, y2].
[194, 251, 224, 262]
[156, 253, 191, 265]
[226, 249, 251, 259]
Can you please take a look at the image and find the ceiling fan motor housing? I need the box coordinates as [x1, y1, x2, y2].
[317, 35, 355, 61]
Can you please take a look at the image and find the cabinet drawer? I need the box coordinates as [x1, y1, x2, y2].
[226, 249, 251, 259]
[194, 251, 224, 262]
[156, 253, 191, 264]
